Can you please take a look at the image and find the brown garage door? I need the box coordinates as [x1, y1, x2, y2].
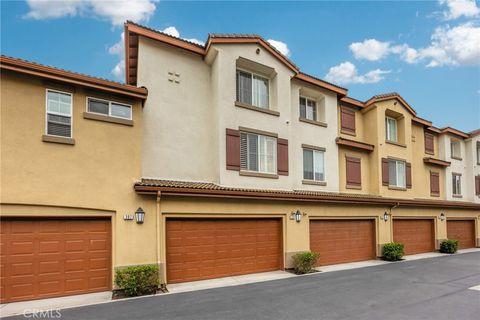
[0, 218, 111, 303]
[447, 220, 476, 249]
[166, 218, 282, 283]
[309, 219, 375, 266]
[393, 219, 434, 255]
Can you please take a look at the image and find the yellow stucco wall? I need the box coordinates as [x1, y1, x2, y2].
[0, 71, 157, 272]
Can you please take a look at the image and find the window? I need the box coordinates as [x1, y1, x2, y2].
[87, 97, 132, 120]
[452, 173, 461, 196]
[450, 138, 461, 159]
[424, 132, 434, 154]
[476, 142, 480, 164]
[240, 132, 276, 174]
[303, 149, 325, 181]
[341, 107, 356, 134]
[299, 97, 317, 121]
[346, 156, 361, 188]
[388, 159, 406, 188]
[385, 117, 397, 142]
[236, 70, 269, 109]
[430, 171, 440, 196]
[46, 89, 72, 138]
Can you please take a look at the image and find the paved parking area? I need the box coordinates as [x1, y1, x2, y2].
[5, 252, 480, 320]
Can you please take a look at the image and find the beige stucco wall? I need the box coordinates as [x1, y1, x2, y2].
[0, 71, 157, 272]
[439, 133, 468, 201]
[338, 148, 372, 194]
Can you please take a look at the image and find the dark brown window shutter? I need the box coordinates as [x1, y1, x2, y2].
[475, 176, 480, 195]
[430, 171, 440, 196]
[346, 156, 361, 187]
[406, 162, 412, 188]
[277, 138, 288, 176]
[341, 107, 356, 134]
[424, 132, 434, 154]
[382, 158, 389, 186]
[226, 128, 240, 171]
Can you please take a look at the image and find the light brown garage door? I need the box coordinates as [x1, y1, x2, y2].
[0, 219, 111, 303]
[309, 219, 376, 266]
[166, 218, 282, 283]
[447, 220, 476, 249]
[393, 219, 434, 255]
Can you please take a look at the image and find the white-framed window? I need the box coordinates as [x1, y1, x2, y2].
[236, 69, 269, 109]
[46, 89, 73, 138]
[476, 142, 480, 164]
[299, 97, 317, 121]
[450, 138, 461, 158]
[452, 173, 461, 195]
[303, 149, 325, 181]
[240, 132, 276, 174]
[385, 117, 398, 142]
[388, 159, 406, 188]
[87, 97, 132, 120]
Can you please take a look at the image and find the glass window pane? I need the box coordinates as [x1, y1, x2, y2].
[397, 161, 405, 187]
[253, 75, 269, 109]
[262, 136, 276, 173]
[388, 160, 397, 186]
[299, 97, 306, 118]
[303, 149, 314, 180]
[111, 103, 132, 119]
[236, 71, 252, 105]
[47, 91, 71, 116]
[314, 150, 324, 181]
[88, 99, 109, 115]
[247, 133, 258, 171]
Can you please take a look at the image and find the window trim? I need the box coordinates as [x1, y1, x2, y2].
[385, 116, 398, 142]
[302, 147, 326, 182]
[299, 96, 317, 121]
[86, 96, 133, 121]
[240, 131, 277, 175]
[236, 68, 271, 109]
[45, 88, 73, 138]
[388, 159, 406, 189]
[452, 173, 462, 196]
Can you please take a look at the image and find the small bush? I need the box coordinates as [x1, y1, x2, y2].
[382, 242, 404, 261]
[440, 239, 459, 254]
[114, 264, 159, 296]
[292, 251, 320, 274]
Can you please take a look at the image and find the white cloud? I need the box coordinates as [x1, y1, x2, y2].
[162, 26, 180, 38]
[109, 32, 125, 80]
[349, 39, 392, 61]
[324, 61, 391, 85]
[267, 39, 290, 57]
[439, 0, 480, 20]
[24, 0, 158, 26]
[111, 60, 125, 79]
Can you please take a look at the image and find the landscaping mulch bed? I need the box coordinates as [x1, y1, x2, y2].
[112, 284, 168, 300]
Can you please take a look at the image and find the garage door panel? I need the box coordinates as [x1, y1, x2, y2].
[0, 219, 111, 303]
[166, 218, 282, 283]
[393, 219, 434, 255]
[447, 220, 475, 249]
[310, 220, 375, 266]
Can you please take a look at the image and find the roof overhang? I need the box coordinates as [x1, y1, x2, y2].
[365, 93, 417, 116]
[423, 157, 451, 167]
[336, 137, 374, 152]
[440, 127, 469, 139]
[1, 56, 147, 100]
[412, 116, 433, 127]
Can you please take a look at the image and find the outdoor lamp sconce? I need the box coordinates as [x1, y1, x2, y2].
[135, 207, 145, 224]
[439, 212, 446, 221]
[290, 210, 305, 223]
[383, 212, 390, 221]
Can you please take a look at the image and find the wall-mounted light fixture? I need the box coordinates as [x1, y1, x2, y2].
[439, 212, 446, 221]
[135, 207, 145, 224]
[290, 210, 304, 223]
[383, 212, 390, 221]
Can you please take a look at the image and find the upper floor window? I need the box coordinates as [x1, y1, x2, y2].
[236, 70, 269, 109]
[424, 132, 434, 154]
[388, 159, 405, 188]
[299, 97, 317, 121]
[450, 138, 461, 159]
[476, 142, 480, 164]
[87, 97, 132, 120]
[385, 117, 397, 142]
[240, 132, 276, 174]
[46, 89, 72, 138]
[303, 148, 325, 181]
[452, 173, 461, 196]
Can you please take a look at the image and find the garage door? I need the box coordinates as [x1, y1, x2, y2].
[166, 218, 282, 283]
[309, 219, 375, 266]
[0, 219, 111, 303]
[447, 220, 475, 249]
[393, 219, 434, 255]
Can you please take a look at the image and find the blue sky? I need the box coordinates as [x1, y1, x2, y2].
[1, 0, 479, 132]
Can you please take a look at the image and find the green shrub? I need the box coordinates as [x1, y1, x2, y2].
[292, 251, 320, 274]
[382, 242, 404, 261]
[114, 264, 159, 296]
[440, 239, 459, 254]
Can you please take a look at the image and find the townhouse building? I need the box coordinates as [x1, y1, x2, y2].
[124, 22, 480, 285]
[1, 22, 479, 303]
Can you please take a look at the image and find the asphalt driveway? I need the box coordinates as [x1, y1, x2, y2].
[7, 252, 480, 320]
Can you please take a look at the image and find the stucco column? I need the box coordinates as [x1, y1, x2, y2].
[284, 212, 310, 268]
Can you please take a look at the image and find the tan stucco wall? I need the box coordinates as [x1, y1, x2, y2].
[0, 71, 157, 272]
